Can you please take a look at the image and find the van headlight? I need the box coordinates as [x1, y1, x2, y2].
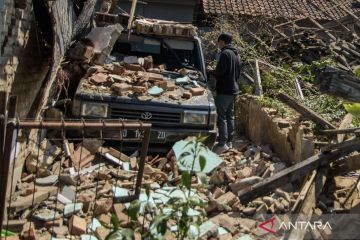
[182, 111, 208, 125]
[81, 102, 108, 118]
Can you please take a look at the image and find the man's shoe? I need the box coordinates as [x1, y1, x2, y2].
[214, 144, 230, 155]
[227, 141, 233, 149]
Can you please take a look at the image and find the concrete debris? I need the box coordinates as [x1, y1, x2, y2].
[5, 122, 359, 240]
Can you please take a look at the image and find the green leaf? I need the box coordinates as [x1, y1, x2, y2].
[179, 152, 191, 161]
[145, 184, 150, 199]
[111, 213, 120, 230]
[197, 135, 208, 143]
[128, 200, 140, 222]
[199, 155, 206, 172]
[181, 171, 191, 189]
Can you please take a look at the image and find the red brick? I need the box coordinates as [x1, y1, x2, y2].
[69, 215, 86, 236]
[90, 73, 109, 84]
[21, 222, 36, 240]
[166, 82, 176, 91]
[98, 214, 111, 225]
[94, 198, 113, 216]
[112, 83, 132, 95]
[132, 86, 147, 94]
[155, 81, 167, 89]
[182, 92, 192, 99]
[190, 87, 205, 96]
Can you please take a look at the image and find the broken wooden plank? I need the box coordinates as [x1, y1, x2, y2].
[321, 137, 358, 153]
[277, 92, 336, 129]
[337, 113, 353, 143]
[291, 170, 317, 212]
[254, 60, 263, 96]
[321, 127, 360, 135]
[237, 140, 360, 203]
[287, 169, 327, 240]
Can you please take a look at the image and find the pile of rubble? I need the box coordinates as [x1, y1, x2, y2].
[78, 60, 207, 103]
[133, 18, 197, 38]
[4, 135, 304, 240]
[66, 22, 207, 103]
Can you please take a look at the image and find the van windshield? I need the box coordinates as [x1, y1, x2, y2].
[111, 34, 201, 71]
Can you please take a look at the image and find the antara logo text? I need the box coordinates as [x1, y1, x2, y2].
[259, 217, 332, 234]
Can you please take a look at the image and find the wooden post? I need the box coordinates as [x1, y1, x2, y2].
[254, 60, 263, 96]
[277, 92, 336, 129]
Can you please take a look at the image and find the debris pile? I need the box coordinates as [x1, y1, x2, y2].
[133, 18, 197, 38]
[3, 136, 298, 240]
[78, 60, 207, 103]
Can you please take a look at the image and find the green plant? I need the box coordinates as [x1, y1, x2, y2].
[256, 96, 291, 117]
[355, 68, 360, 79]
[105, 136, 209, 240]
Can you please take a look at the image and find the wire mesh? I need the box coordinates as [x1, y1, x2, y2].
[0, 119, 151, 239]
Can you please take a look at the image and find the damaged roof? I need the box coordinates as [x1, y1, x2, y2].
[200, 0, 360, 20]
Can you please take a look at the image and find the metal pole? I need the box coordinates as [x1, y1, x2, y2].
[16, 120, 151, 130]
[135, 126, 151, 197]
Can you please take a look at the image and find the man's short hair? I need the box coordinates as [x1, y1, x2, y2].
[218, 33, 233, 44]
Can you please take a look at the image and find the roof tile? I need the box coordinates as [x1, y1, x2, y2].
[201, 0, 360, 20]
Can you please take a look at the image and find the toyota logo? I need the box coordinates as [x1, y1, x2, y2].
[141, 112, 152, 120]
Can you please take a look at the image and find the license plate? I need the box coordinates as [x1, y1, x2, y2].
[122, 130, 166, 142]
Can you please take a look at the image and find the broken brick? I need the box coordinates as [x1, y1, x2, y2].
[98, 214, 111, 225]
[124, 63, 145, 72]
[21, 222, 36, 240]
[215, 191, 237, 206]
[182, 92, 192, 99]
[190, 87, 205, 96]
[95, 226, 111, 240]
[148, 72, 164, 82]
[69, 215, 86, 236]
[166, 82, 176, 91]
[132, 86, 147, 94]
[94, 198, 113, 216]
[213, 187, 225, 199]
[169, 94, 179, 100]
[90, 73, 109, 84]
[113, 203, 130, 225]
[112, 64, 125, 75]
[143, 56, 153, 69]
[155, 81, 168, 89]
[44, 218, 63, 229]
[112, 83, 132, 95]
[52, 226, 69, 237]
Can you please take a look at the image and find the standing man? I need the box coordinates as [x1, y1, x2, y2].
[213, 33, 241, 154]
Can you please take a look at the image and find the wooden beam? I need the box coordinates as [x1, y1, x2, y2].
[321, 127, 360, 135]
[291, 170, 317, 212]
[277, 92, 336, 129]
[237, 140, 360, 203]
[337, 113, 353, 143]
[287, 169, 327, 239]
[321, 137, 358, 153]
[254, 60, 263, 96]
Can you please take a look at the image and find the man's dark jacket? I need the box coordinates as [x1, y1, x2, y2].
[215, 44, 241, 95]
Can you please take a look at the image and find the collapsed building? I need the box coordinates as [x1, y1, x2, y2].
[0, 0, 360, 240]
